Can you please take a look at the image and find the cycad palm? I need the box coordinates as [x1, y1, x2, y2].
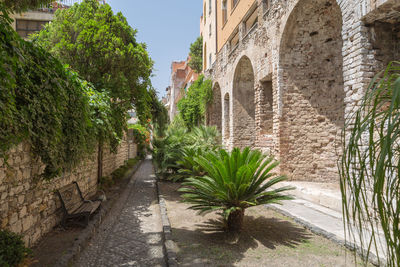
[179, 147, 294, 231]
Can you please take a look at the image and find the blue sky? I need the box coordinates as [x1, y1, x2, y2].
[107, 0, 203, 98]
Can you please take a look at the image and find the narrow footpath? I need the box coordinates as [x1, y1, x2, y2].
[75, 157, 166, 267]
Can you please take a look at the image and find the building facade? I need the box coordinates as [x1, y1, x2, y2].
[200, 0, 218, 71]
[166, 59, 199, 121]
[204, 0, 400, 183]
[10, 1, 104, 39]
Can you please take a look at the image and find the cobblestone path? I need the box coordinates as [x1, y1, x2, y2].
[75, 158, 166, 267]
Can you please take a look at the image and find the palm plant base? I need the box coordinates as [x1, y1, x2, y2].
[227, 209, 245, 231]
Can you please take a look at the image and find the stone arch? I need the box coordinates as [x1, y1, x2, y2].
[279, 0, 345, 182]
[232, 56, 256, 148]
[223, 92, 230, 142]
[207, 83, 222, 133]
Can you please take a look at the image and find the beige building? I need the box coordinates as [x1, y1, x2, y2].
[10, 1, 94, 39]
[200, 0, 217, 71]
[204, 0, 400, 185]
[11, 10, 54, 39]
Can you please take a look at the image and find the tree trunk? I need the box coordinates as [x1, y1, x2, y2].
[227, 209, 245, 231]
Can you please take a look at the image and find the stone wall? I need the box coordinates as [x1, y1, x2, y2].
[0, 138, 131, 247]
[206, 83, 222, 134]
[206, 0, 400, 182]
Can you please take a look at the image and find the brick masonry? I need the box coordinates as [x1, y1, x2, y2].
[0, 137, 133, 247]
[206, 0, 400, 182]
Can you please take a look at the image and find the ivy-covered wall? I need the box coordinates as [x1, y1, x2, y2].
[0, 139, 131, 247]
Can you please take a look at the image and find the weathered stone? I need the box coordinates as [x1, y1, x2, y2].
[205, 0, 400, 183]
[19, 206, 27, 217]
[0, 136, 132, 247]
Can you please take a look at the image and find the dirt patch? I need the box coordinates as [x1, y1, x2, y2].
[30, 165, 139, 267]
[159, 181, 366, 267]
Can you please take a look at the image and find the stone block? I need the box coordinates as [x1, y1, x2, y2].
[22, 215, 35, 232]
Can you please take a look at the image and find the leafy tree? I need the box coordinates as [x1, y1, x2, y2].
[340, 62, 400, 266]
[33, 0, 154, 133]
[177, 75, 212, 129]
[188, 36, 203, 74]
[179, 147, 294, 231]
[0, 3, 114, 179]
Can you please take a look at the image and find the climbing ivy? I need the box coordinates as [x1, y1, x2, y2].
[177, 75, 212, 129]
[0, 4, 116, 179]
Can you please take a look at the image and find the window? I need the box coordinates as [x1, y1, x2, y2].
[203, 44, 207, 70]
[232, 0, 239, 9]
[16, 19, 49, 38]
[209, 54, 212, 67]
[204, 3, 206, 24]
[245, 7, 258, 34]
[209, 0, 212, 14]
[229, 28, 239, 49]
[222, 0, 228, 25]
[209, 23, 212, 36]
[262, 0, 270, 13]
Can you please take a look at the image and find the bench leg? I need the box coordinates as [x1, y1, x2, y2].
[61, 216, 67, 229]
[85, 214, 90, 226]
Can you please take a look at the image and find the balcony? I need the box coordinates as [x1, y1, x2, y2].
[36, 0, 105, 13]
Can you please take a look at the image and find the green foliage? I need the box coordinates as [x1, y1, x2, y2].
[0, 230, 31, 267]
[33, 0, 154, 126]
[152, 123, 221, 180]
[0, 5, 116, 179]
[128, 124, 149, 146]
[179, 147, 294, 231]
[340, 62, 400, 266]
[128, 123, 150, 159]
[188, 36, 203, 74]
[3, 0, 51, 12]
[100, 157, 139, 189]
[150, 91, 169, 137]
[177, 75, 213, 129]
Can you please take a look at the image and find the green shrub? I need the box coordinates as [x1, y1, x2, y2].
[152, 124, 221, 181]
[0, 230, 31, 267]
[179, 147, 294, 231]
[100, 157, 139, 189]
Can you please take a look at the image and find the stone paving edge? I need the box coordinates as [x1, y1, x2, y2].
[55, 160, 143, 267]
[156, 181, 179, 267]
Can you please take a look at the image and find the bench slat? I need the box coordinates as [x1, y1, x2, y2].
[74, 201, 101, 214]
[58, 183, 83, 214]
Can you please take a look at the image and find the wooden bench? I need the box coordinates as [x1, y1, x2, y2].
[56, 182, 101, 227]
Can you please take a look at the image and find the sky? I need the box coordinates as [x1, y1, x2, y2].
[107, 0, 203, 99]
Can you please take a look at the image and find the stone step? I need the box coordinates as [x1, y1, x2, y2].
[277, 181, 343, 213]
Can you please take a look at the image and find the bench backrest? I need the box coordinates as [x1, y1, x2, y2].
[57, 182, 84, 214]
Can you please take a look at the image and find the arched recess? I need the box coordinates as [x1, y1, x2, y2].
[223, 93, 230, 142]
[232, 56, 256, 148]
[279, 0, 344, 182]
[207, 83, 222, 133]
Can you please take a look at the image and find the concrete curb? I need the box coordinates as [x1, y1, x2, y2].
[267, 204, 381, 266]
[55, 160, 143, 267]
[156, 182, 179, 267]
